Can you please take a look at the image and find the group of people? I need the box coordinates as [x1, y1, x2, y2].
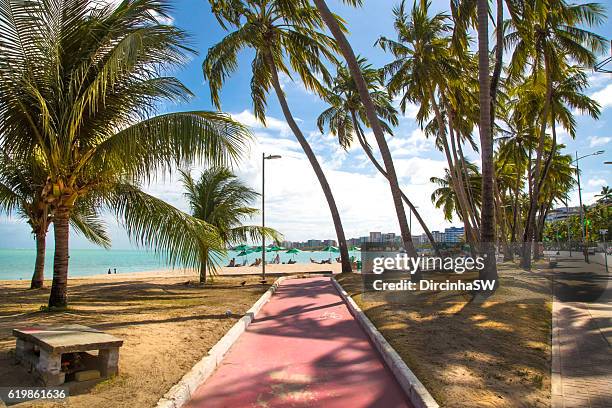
[225, 254, 297, 267]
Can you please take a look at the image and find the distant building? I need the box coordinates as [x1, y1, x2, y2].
[281, 240, 293, 249]
[323, 239, 337, 246]
[369, 231, 382, 243]
[382, 233, 396, 243]
[444, 227, 464, 243]
[546, 206, 580, 222]
[431, 231, 446, 243]
[307, 239, 322, 248]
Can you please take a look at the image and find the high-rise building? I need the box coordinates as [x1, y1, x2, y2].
[370, 231, 382, 242]
[444, 227, 464, 243]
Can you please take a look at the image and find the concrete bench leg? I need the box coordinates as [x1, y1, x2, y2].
[15, 339, 34, 363]
[99, 347, 119, 377]
[36, 350, 65, 386]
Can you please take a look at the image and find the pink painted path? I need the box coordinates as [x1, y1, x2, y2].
[187, 276, 412, 408]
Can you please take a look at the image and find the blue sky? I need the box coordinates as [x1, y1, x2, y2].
[1, 0, 611, 249]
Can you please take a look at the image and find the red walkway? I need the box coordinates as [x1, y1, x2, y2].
[187, 276, 411, 408]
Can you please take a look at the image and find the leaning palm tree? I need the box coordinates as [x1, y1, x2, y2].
[312, 0, 418, 258]
[0, 153, 111, 288]
[318, 58, 440, 255]
[0, 0, 251, 307]
[181, 168, 280, 284]
[203, 0, 353, 272]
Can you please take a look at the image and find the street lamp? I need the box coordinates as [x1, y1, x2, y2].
[573, 150, 604, 262]
[262, 153, 281, 282]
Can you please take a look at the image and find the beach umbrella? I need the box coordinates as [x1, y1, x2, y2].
[322, 245, 339, 252]
[286, 248, 301, 260]
[348, 246, 361, 251]
[233, 244, 251, 251]
[322, 245, 339, 261]
[237, 248, 254, 263]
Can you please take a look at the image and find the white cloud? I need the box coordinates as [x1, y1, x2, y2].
[588, 135, 611, 147]
[388, 128, 431, 156]
[230, 110, 292, 138]
[587, 178, 607, 188]
[590, 83, 612, 111]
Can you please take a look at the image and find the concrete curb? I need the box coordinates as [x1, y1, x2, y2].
[156, 276, 287, 408]
[331, 277, 439, 408]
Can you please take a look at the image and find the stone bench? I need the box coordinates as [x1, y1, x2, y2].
[13, 324, 123, 386]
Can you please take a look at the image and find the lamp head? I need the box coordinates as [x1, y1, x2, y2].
[595, 150, 604, 155]
[265, 154, 282, 160]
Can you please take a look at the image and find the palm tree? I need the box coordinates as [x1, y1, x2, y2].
[595, 186, 611, 205]
[318, 58, 440, 255]
[377, 0, 481, 248]
[312, 0, 418, 258]
[473, 0, 498, 285]
[203, 0, 353, 272]
[0, 0, 251, 307]
[181, 168, 280, 284]
[430, 162, 482, 223]
[0, 153, 110, 288]
[504, 0, 607, 268]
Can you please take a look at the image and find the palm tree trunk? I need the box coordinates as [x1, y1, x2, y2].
[30, 232, 46, 289]
[48, 212, 70, 308]
[351, 114, 441, 257]
[264, 53, 352, 273]
[477, 0, 498, 285]
[431, 90, 477, 246]
[522, 55, 553, 269]
[489, 0, 504, 127]
[313, 0, 417, 258]
[200, 262, 207, 284]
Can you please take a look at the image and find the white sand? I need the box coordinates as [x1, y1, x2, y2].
[80, 262, 343, 280]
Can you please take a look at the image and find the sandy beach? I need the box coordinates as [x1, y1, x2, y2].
[80, 262, 343, 281]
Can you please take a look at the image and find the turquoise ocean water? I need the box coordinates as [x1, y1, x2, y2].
[0, 248, 360, 281]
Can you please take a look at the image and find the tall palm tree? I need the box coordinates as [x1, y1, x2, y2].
[312, 0, 418, 258]
[377, 0, 480, 247]
[0, 153, 110, 288]
[181, 168, 280, 284]
[318, 58, 440, 255]
[474, 0, 498, 285]
[203, 0, 353, 272]
[504, 0, 607, 268]
[0, 0, 251, 307]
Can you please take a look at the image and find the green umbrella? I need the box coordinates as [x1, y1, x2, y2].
[348, 246, 361, 251]
[233, 244, 251, 251]
[267, 245, 284, 251]
[286, 248, 301, 260]
[322, 246, 339, 252]
[237, 248, 254, 264]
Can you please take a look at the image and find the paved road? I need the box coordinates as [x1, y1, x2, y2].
[548, 256, 612, 408]
[187, 277, 411, 408]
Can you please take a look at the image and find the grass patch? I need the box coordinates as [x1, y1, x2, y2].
[336, 263, 552, 408]
[0, 275, 270, 408]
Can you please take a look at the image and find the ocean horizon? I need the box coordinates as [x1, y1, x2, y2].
[0, 248, 360, 281]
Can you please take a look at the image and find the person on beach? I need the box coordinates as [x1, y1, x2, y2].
[107, 268, 111, 275]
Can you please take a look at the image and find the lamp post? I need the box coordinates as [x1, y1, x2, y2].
[573, 150, 604, 263]
[262, 153, 281, 282]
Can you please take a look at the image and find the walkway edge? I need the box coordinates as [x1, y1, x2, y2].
[331, 277, 440, 408]
[156, 277, 287, 408]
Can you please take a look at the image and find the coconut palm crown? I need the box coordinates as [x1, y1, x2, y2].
[0, 0, 251, 307]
